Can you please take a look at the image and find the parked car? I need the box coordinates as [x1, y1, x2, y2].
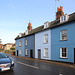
[0, 52, 14, 72]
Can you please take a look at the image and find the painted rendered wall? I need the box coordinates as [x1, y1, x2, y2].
[35, 29, 51, 60]
[25, 35, 35, 58]
[15, 38, 25, 56]
[51, 21, 75, 63]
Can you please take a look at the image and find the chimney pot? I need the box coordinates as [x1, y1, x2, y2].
[60, 6, 63, 11]
[57, 7, 60, 12]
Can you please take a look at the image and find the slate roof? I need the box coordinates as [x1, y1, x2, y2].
[15, 12, 75, 40]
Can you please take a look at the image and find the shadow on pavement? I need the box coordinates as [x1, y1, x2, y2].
[0, 70, 14, 75]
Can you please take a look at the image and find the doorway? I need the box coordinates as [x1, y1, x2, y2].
[30, 49, 33, 58]
[38, 49, 41, 59]
[17, 50, 18, 56]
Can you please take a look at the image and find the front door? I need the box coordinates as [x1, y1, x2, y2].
[17, 50, 18, 56]
[30, 50, 33, 58]
[74, 48, 75, 63]
[38, 49, 41, 59]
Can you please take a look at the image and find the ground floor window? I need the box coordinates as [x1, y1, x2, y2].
[60, 48, 67, 58]
[26, 49, 28, 55]
[44, 48, 48, 57]
[19, 50, 21, 55]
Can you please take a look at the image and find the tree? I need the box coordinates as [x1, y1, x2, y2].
[10, 47, 15, 51]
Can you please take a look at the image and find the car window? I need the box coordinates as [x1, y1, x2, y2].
[0, 53, 8, 58]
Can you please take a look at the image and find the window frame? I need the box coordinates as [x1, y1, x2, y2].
[60, 48, 67, 58]
[44, 48, 48, 57]
[19, 40, 21, 47]
[26, 39, 28, 45]
[44, 34, 48, 43]
[19, 49, 21, 55]
[26, 49, 28, 56]
[60, 30, 67, 41]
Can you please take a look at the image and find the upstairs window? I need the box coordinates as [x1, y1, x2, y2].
[26, 39, 28, 45]
[19, 40, 21, 47]
[44, 21, 49, 29]
[60, 14, 69, 23]
[60, 48, 67, 58]
[61, 30, 67, 41]
[44, 34, 48, 43]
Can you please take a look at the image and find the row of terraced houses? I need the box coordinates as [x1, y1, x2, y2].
[15, 6, 75, 63]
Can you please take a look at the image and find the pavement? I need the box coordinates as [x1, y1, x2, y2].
[12, 55, 75, 69]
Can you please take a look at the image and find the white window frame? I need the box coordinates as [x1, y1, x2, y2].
[44, 48, 48, 57]
[19, 40, 21, 47]
[26, 39, 28, 45]
[19, 49, 21, 55]
[44, 21, 49, 29]
[60, 48, 67, 58]
[60, 14, 69, 23]
[44, 34, 48, 43]
[26, 49, 28, 55]
[60, 30, 67, 41]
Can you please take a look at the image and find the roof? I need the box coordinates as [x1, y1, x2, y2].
[3, 43, 13, 46]
[49, 12, 75, 28]
[0, 44, 3, 46]
[15, 12, 75, 40]
[15, 25, 44, 40]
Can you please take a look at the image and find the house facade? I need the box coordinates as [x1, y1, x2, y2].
[51, 6, 75, 63]
[25, 35, 35, 58]
[3, 43, 13, 50]
[15, 22, 35, 58]
[35, 28, 51, 60]
[15, 38, 25, 56]
[51, 21, 75, 63]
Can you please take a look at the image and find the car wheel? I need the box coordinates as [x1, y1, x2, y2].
[10, 66, 14, 71]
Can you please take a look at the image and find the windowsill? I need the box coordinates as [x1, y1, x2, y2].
[19, 46, 21, 47]
[60, 40, 67, 41]
[25, 55, 28, 56]
[43, 56, 49, 58]
[43, 42, 48, 44]
[60, 57, 68, 59]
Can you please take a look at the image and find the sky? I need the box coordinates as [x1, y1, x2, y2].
[0, 0, 75, 44]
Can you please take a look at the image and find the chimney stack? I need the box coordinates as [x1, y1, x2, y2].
[56, 6, 64, 19]
[27, 22, 32, 31]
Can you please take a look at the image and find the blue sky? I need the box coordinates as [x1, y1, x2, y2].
[0, 0, 75, 44]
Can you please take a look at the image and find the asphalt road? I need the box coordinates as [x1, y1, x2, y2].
[0, 55, 75, 75]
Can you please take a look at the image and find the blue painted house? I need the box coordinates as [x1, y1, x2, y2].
[15, 37, 25, 56]
[51, 11, 75, 63]
[25, 35, 35, 58]
[35, 21, 51, 60]
[15, 22, 35, 58]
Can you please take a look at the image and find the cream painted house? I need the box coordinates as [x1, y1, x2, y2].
[3, 43, 13, 50]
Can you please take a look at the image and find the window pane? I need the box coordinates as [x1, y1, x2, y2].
[26, 40, 28, 45]
[44, 48, 48, 57]
[26, 49, 28, 55]
[61, 30, 67, 40]
[44, 34, 48, 43]
[60, 48, 67, 58]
